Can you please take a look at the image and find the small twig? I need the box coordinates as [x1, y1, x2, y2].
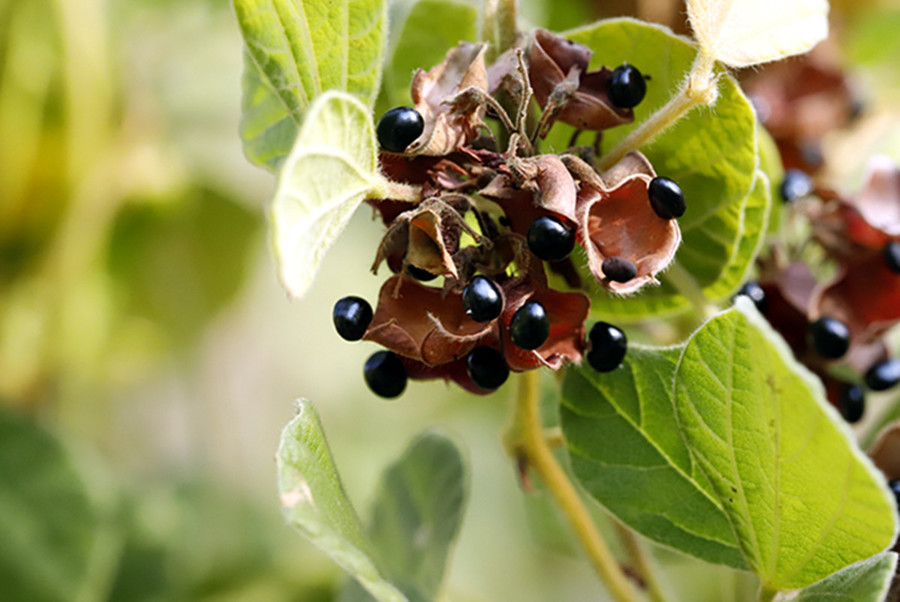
[614, 522, 671, 602]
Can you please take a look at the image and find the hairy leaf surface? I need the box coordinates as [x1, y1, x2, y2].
[271, 91, 389, 298]
[277, 400, 406, 601]
[674, 300, 897, 589]
[786, 553, 898, 602]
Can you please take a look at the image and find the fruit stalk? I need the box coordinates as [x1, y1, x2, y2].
[505, 370, 639, 602]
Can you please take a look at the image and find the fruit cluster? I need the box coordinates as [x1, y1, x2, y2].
[737, 155, 900, 423]
[331, 30, 686, 398]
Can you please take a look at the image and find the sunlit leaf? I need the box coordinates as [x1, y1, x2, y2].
[786, 553, 898, 602]
[271, 91, 390, 299]
[687, 0, 828, 68]
[674, 299, 897, 589]
[277, 400, 406, 602]
[234, 0, 388, 168]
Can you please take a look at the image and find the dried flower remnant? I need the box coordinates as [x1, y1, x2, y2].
[570, 152, 681, 294]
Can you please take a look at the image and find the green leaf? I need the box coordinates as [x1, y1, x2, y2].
[561, 347, 747, 569]
[277, 400, 406, 602]
[339, 433, 468, 602]
[757, 125, 785, 234]
[376, 0, 478, 115]
[270, 91, 390, 298]
[588, 170, 771, 322]
[787, 552, 898, 602]
[235, 0, 388, 169]
[0, 408, 108, 601]
[674, 300, 898, 589]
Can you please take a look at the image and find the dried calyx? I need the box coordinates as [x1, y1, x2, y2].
[339, 29, 686, 398]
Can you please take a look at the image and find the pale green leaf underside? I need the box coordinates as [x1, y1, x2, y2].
[561, 349, 747, 569]
[674, 300, 898, 589]
[235, 0, 387, 169]
[784, 552, 897, 602]
[0, 407, 105, 602]
[376, 0, 477, 115]
[687, 0, 828, 68]
[339, 433, 468, 602]
[271, 91, 386, 298]
[277, 400, 406, 602]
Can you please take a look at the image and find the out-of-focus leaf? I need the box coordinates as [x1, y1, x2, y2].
[785, 552, 898, 601]
[674, 299, 897, 590]
[0, 408, 107, 601]
[686, 0, 828, 68]
[270, 91, 390, 299]
[338, 433, 468, 602]
[234, 0, 388, 169]
[277, 400, 406, 602]
[106, 187, 261, 345]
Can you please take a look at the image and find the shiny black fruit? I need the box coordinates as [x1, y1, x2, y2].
[527, 216, 575, 261]
[607, 64, 646, 109]
[586, 322, 627, 372]
[364, 351, 407, 399]
[509, 300, 550, 350]
[333, 296, 373, 341]
[462, 276, 503, 322]
[809, 317, 850, 360]
[466, 346, 509, 390]
[648, 177, 686, 219]
[376, 107, 424, 153]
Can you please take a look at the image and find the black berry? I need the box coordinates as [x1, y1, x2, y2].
[586, 322, 627, 372]
[888, 479, 900, 507]
[333, 296, 373, 341]
[363, 351, 407, 399]
[509, 300, 550, 350]
[809, 317, 851, 360]
[602, 256, 637, 283]
[607, 64, 646, 109]
[779, 169, 812, 203]
[462, 276, 503, 322]
[376, 107, 424, 153]
[648, 177, 686, 219]
[466, 346, 509, 390]
[884, 241, 900, 273]
[838, 384, 865, 423]
[865, 358, 900, 391]
[406, 264, 438, 281]
[527, 216, 575, 261]
[735, 281, 768, 314]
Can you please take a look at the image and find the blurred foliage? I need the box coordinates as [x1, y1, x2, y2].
[1, 0, 900, 600]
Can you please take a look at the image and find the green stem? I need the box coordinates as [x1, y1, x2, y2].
[505, 371, 638, 602]
[613, 522, 670, 602]
[664, 261, 718, 320]
[597, 50, 719, 171]
[758, 585, 779, 602]
[482, 0, 517, 62]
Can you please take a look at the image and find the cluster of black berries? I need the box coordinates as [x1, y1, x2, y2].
[325, 32, 687, 398]
[737, 156, 900, 423]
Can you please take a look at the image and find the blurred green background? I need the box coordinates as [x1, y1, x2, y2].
[1, 0, 899, 600]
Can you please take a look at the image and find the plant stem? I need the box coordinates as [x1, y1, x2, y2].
[597, 50, 719, 171]
[482, 0, 517, 62]
[665, 261, 718, 321]
[506, 371, 638, 602]
[614, 522, 670, 602]
[757, 585, 779, 602]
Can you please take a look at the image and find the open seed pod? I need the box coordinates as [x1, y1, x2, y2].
[567, 152, 681, 294]
[527, 28, 633, 132]
[406, 43, 489, 156]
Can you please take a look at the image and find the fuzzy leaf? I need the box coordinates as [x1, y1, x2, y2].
[561, 348, 748, 568]
[338, 433, 468, 602]
[674, 300, 897, 589]
[235, 0, 388, 169]
[687, 0, 828, 68]
[277, 400, 406, 602]
[271, 91, 389, 298]
[784, 553, 898, 602]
